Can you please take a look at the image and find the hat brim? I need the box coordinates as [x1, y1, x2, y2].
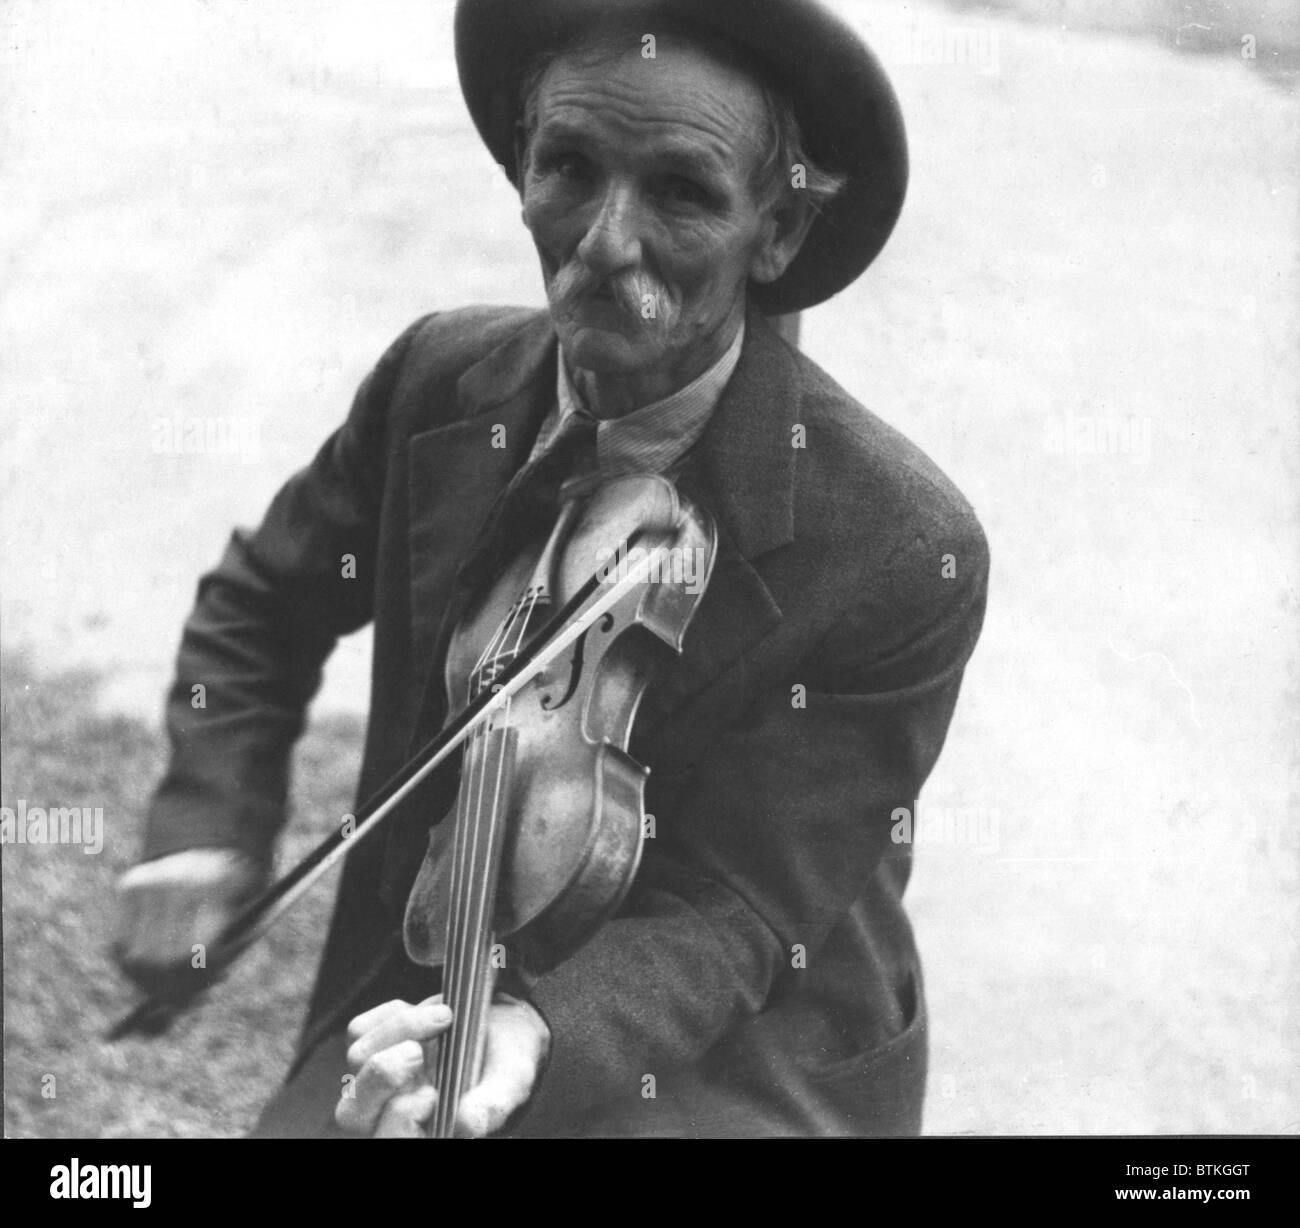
[454, 0, 907, 314]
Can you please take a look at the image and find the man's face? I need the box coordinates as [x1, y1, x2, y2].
[520, 35, 782, 392]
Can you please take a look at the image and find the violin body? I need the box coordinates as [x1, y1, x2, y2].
[401, 474, 715, 1129]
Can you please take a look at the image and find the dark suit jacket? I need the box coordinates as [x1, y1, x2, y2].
[143, 305, 989, 1137]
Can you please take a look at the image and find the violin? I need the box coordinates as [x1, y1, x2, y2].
[405, 473, 716, 1136]
[111, 472, 717, 1140]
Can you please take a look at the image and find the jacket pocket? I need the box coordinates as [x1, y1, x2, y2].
[798, 970, 928, 1135]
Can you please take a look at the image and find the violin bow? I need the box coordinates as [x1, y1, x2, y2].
[108, 529, 655, 1041]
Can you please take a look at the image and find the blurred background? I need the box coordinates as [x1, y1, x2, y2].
[2, 0, 1296, 1136]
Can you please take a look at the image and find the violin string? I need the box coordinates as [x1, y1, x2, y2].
[433, 751, 458, 1129]
[452, 698, 511, 1115]
[473, 607, 508, 689]
[443, 682, 508, 1132]
[447, 696, 510, 1129]
[443, 724, 474, 1055]
[443, 651, 503, 1133]
[436, 719, 478, 1135]
[450, 713, 488, 1117]
[463, 715, 497, 1117]
[472, 573, 526, 687]
[517, 587, 545, 658]
[442, 598, 500, 1134]
[442, 598, 512, 1134]
[501, 586, 541, 675]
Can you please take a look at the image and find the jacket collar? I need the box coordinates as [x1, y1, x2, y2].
[453, 311, 559, 426]
[447, 303, 801, 563]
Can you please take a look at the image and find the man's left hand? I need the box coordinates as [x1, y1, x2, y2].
[336, 992, 549, 1138]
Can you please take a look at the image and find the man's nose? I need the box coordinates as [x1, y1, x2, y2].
[576, 183, 643, 276]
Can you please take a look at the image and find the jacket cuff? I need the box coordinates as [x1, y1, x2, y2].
[140, 780, 282, 869]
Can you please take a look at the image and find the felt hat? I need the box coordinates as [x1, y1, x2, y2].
[455, 0, 908, 313]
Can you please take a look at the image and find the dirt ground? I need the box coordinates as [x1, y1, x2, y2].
[2, 0, 1297, 1134]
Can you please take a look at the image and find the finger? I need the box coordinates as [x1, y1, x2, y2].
[455, 1011, 542, 1138]
[373, 1086, 438, 1139]
[347, 999, 412, 1042]
[346, 1002, 451, 1068]
[334, 1040, 426, 1135]
[346, 994, 443, 1042]
[347, 997, 417, 1043]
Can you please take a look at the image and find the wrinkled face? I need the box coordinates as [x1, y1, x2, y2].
[519, 35, 781, 385]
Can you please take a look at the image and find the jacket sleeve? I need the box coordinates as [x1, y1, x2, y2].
[140, 318, 430, 868]
[513, 516, 990, 1133]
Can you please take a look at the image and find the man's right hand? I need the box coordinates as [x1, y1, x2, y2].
[112, 848, 265, 991]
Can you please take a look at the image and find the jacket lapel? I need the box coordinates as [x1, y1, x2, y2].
[637, 307, 802, 740]
[688, 306, 800, 563]
[406, 312, 557, 696]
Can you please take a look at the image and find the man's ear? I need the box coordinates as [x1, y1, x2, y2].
[749, 192, 817, 286]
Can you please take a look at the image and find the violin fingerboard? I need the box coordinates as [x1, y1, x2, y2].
[429, 724, 517, 1138]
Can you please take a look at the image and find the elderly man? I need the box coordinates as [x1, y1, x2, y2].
[115, 0, 988, 1138]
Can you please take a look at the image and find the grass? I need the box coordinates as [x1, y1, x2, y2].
[2, 653, 364, 1138]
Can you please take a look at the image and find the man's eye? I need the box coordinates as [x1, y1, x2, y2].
[660, 177, 711, 207]
[548, 153, 590, 180]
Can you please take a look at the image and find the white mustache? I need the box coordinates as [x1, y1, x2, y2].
[548, 264, 678, 337]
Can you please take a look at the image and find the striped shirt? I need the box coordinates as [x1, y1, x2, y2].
[528, 322, 746, 478]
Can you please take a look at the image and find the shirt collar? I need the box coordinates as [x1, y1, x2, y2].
[545, 321, 746, 478]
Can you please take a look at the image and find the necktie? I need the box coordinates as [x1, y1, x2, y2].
[452, 413, 598, 615]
